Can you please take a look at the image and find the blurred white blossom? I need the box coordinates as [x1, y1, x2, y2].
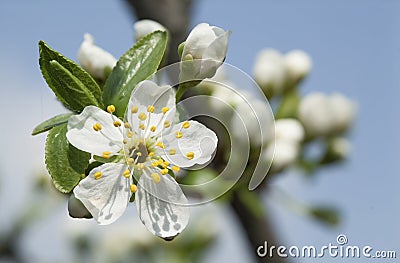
[134, 19, 167, 41]
[265, 118, 304, 172]
[77, 33, 117, 80]
[253, 49, 286, 95]
[284, 49, 312, 82]
[298, 92, 356, 137]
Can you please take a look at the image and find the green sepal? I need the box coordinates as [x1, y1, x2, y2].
[129, 192, 136, 203]
[39, 41, 103, 112]
[45, 124, 91, 193]
[32, 113, 73, 135]
[102, 31, 168, 117]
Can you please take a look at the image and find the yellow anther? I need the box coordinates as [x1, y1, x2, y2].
[113, 120, 121, 127]
[151, 173, 161, 183]
[157, 159, 164, 165]
[147, 105, 155, 113]
[107, 105, 116, 113]
[186, 152, 195, 160]
[127, 131, 133, 138]
[123, 170, 131, 178]
[94, 171, 102, 180]
[136, 152, 142, 156]
[93, 123, 102, 131]
[131, 106, 138, 114]
[137, 163, 144, 169]
[182, 121, 190, 129]
[175, 131, 183, 139]
[156, 141, 166, 149]
[152, 161, 159, 167]
[148, 152, 154, 157]
[127, 158, 134, 164]
[124, 122, 131, 128]
[138, 112, 147, 121]
[139, 123, 146, 130]
[123, 139, 128, 144]
[150, 126, 156, 132]
[160, 168, 169, 175]
[169, 148, 176, 155]
[172, 166, 180, 172]
[164, 120, 171, 128]
[163, 161, 170, 166]
[162, 107, 170, 114]
[130, 184, 137, 193]
[102, 151, 111, 158]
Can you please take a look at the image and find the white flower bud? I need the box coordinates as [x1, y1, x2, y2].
[253, 49, 286, 95]
[299, 92, 356, 137]
[275, 118, 305, 143]
[133, 19, 167, 41]
[181, 23, 230, 80]
[77, 33, 117, 80]
[329, 93, 357, 133]
[265, 140, 300, 172]
[284, 49, 312, 81]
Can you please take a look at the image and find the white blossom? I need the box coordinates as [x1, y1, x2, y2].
[77, 33, 117, 80]
[298, 92, 356, 137]
[181, 23, 230, 80]
[265, 119, 304, 172]
[284, 49, 312, 81]
[66, 80, 218, 239]
[134, 19, 167, 41]
[253, 49, 286, 95]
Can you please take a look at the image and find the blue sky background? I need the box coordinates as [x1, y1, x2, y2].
[0, 0, 399, 262]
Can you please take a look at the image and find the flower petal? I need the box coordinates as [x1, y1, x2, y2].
[126, 80, 176, 137]
[160, 120, 218, 167]
[67, 106, 123, 156]
[136, 169, 189, 239]
[73, 163, 131, 225]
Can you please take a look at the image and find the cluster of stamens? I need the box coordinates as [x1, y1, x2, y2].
[90, 104, 196, 191]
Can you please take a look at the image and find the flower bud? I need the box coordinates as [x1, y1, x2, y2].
[298, 92, 356, 137]
[265, 140, 300, 173]
[253, 49, 286, 96]
[181, 23, 230, 80]
[284, 49, 312, 82]
[133, 19, 167, 41]
[274, 118, 305, 144]
[77, 33, 117, 80]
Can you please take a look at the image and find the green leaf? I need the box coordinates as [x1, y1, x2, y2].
[32, 113, 73, 135]
[39, 41, 103, 111]
[102, 31, 168, 117]
[45, 124, 90, 193]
